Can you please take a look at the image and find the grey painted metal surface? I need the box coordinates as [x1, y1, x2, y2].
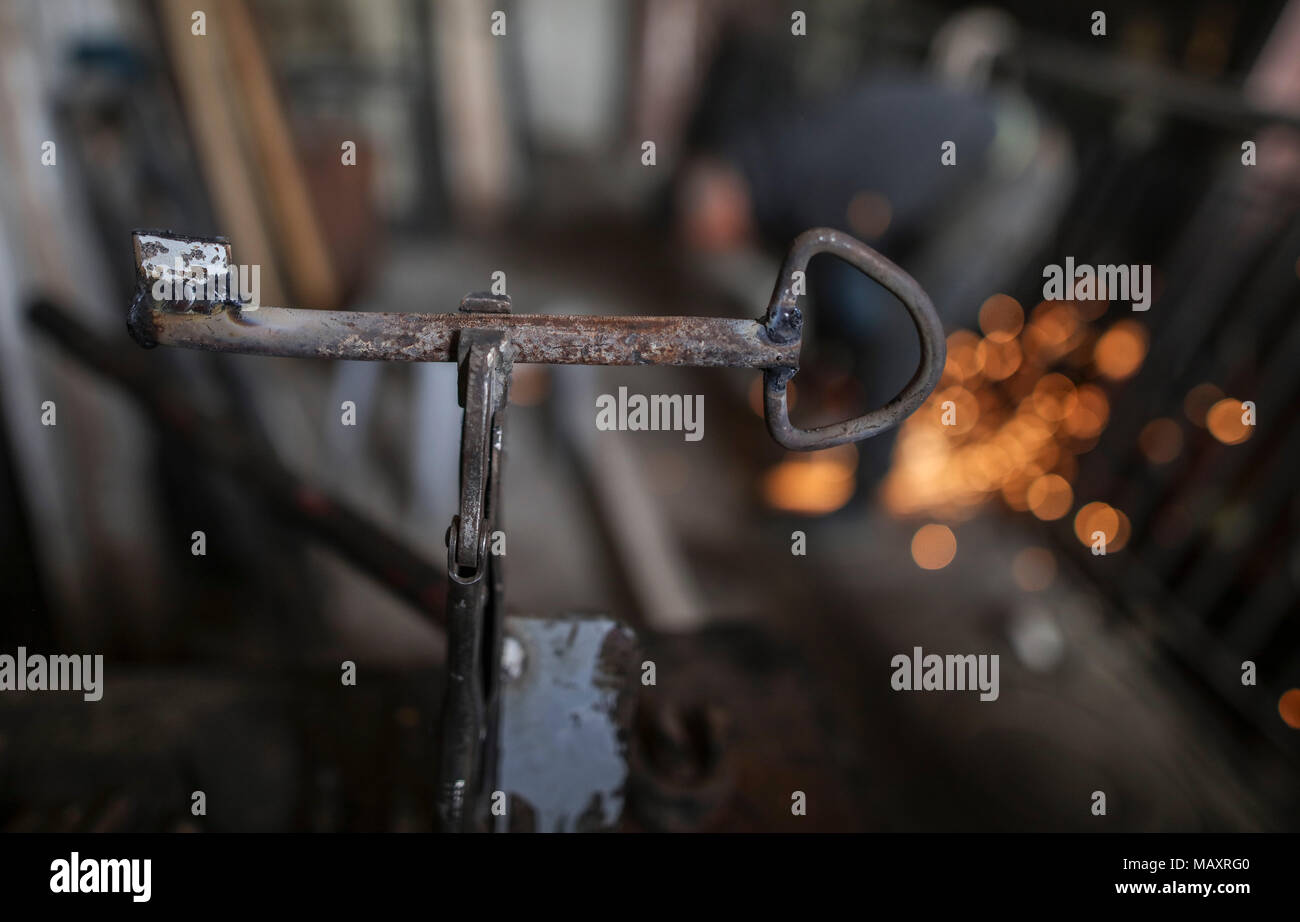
[495, 613, 638, 832]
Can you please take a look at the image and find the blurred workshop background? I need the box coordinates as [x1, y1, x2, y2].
[1, 0, 1298, 831]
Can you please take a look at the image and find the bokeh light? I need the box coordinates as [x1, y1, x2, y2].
[1063, 383, 1109, 439]
[1280, 689, 1300, 729]
[1139, 417, 1183, 464]
[1093, 319, 1148, 380]
[762, 444, 857, 515]
[882, 288, 1142, 536]
[978, 294, 1024, 342]
[1027, 473, 1073, 521]
[1184, 382, 1224, 427]
[976, 337, 1022, 381]
[945, 330, 985, 383]
[1073, 501, 1130, 552]
[911, 524, 957, 570]
[1206, 398, 1252, 445]
[1031, 373, 1078, 422]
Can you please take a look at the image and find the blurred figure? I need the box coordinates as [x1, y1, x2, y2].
[675, 23, 1072, 481]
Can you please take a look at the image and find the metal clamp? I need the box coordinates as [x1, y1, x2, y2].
[452, 328, 511, 576]
[762, 228, 946, 450]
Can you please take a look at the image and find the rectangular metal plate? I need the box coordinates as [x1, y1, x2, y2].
[495, 613, 638, 832]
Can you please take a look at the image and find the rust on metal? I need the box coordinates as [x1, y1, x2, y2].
[128, 227, 945, 452]
[129, 302, 798, 369]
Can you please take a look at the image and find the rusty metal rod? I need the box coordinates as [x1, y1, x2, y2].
[127, 226, 945, 452]
[129, 300, 799, 369]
